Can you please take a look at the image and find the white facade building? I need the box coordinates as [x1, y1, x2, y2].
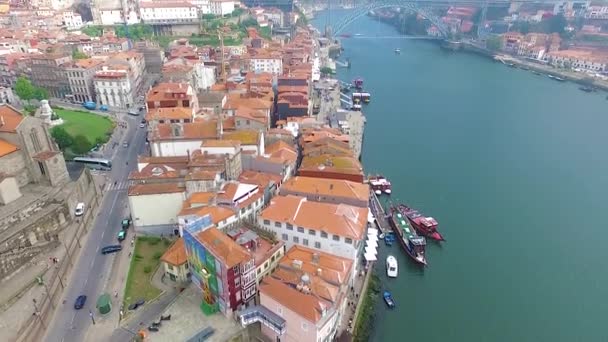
[195, 63, 216, 90]
[99, 9, 124, 26]
[209, 0, 235, 16]
[249, 56, 283, 75]
[63, 11, 83, 30]
[190, 0, 210, 13]
[94, 68, 134, 109]
[257, 195, 368, 262]
[139, 1, 199, 24]
[128, 184, 186, 229]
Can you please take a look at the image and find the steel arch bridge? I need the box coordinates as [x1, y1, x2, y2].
[330, 0, 450, 38]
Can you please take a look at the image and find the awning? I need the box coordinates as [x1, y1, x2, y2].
[365, 239, 378, 248]
[368, 228, 379, 236]
[364, 253, 377, 261]
[365, 246, 377, 255]
[367, 234, 378, 242]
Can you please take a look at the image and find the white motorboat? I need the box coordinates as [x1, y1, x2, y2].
[386, 255, 398, 278]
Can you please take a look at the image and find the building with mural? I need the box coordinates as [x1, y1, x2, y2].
[183, 216, 257, 316]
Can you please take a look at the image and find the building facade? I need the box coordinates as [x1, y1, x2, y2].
[65, 58, 103, 103]
[209, 0, 235, 16]
[139, 1, 199, 24]
[30, 53, 72, 98]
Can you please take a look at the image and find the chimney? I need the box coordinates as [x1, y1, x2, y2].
[316, 268, 322, 276]
[0, 116, 4, 126]
[312, 253, 319, 264]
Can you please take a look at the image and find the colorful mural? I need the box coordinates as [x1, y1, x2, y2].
[183, 215, 220, 315]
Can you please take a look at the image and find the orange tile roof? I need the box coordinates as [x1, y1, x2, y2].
[150, 121, 217, 141]
[185, 170, 221, 181]
[223, 130, 259, 145]
[146, 107, 192, 121]
[196, 226, 252, 268]
[265, 140, 296, 154]
[281, 176, 369, 203]
[260, 195, 368, 240]
[147, 82, 191, 102]
[0, 139, 19, 157]
[185, 192, 216, 208]
[161, 238, 188, 266]
[128, 183, 185, 196]
[223, 94, 273, 111]
[300, 154, 363, 175]
[234, 108, 268, 125]
[260, 245, 352, 323]
[180, 205, 235, 226]
[201, 139, 240, 148]
[238, 170, 282, 189]
[0, 105, 24, 133]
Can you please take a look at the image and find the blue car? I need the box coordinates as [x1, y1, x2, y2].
[99, 105, 108, 111]
[74, 295, 87, 310]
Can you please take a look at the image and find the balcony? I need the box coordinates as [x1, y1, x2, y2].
[239, 305, 286, 335]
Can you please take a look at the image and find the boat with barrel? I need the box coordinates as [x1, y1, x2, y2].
[389, 206, 427, 266]
[397, 204, 444, 241]
[369, 175, 392, 195]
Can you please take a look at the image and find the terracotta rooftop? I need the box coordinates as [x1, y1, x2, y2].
[128, 183, 185, 196]
[196, 226, 252, 268]
[147, 82, 191, 102]
[150, 121, 217, 141]
[184, 192, 216, 208]
[260, 245, 352, 323]
[260, 195, 368, 240]
[238, 170, 282, 189]
[201, 139, 240, 148]
[0, 105, 24, 133]
[0, 139, 19, 158]
[281, 176, 369, 204]
[300, 154, 363, 176]
[161, 238, 188, 266]
[234, 108, 268, 125]
[179, 205, 235, 226]
[222, 130, 259, 145]
[146, 107, 193, 121]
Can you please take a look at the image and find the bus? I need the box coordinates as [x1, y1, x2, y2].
[73, 157, 112, 170]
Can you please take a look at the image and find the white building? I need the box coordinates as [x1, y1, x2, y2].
[94, 68, 136, 109]
[139, 1, 199, 24]
[128, 183, 187, 231]
[209, 0, 235, 16]
[189, 0, 210, 14]
[257, 195, 368, 263]
[63, 11, 83, 30]
[0, 86, 16, 105]
[195, 63, 216, 90]
[545, 50, 608, 73]
[249, 55, 283, 75]
[99, 9, 124, 26]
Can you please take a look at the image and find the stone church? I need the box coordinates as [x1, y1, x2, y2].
[0, 105, 69, 205]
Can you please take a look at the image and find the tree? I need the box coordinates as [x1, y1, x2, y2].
[51, 126, 73, 150]
[320, 67, 334, 76]
[32, 87, 48, 101]
[72, 50, 88, 59]
[486, 35, 503, 51]
[14, 76, 35, 103]
[548, 14, 567, 34]
[71, 135, 92, 155]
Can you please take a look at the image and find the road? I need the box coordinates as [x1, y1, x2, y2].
[43, 113, 148, 342]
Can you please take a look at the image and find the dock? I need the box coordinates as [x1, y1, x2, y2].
[369, 191, 391, 235]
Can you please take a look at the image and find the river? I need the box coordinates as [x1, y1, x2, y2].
[313, 10, 608, 342]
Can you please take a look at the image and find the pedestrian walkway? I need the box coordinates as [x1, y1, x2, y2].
[105, 181, 131, 192]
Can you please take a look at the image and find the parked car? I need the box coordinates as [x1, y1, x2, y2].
[121, 219, 131, 229]
[74, 295, 87, 310]
[74, 202, 85, 217]
[123, 141, 129, 148]
[99, 105, 109, 111]
[117, 230, 126, 242]
[101, 245, 122, 255]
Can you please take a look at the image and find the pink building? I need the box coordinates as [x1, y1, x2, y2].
[239, 245, 353, 342]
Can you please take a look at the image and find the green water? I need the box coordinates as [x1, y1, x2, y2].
[314, 11, 608, 342]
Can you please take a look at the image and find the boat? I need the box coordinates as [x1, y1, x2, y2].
[383, 291, 395, 308]
[352, 77, 364, 90]
[354, 33, 363, 36]
[361, 92, 371, 103]
[379, 232, 385, 239]
[532, 71, 541, 75]
[384, 233, 394, 246]
[395, 48, 401, 54]
[397, 204, 444, 241]
[579, 86, 594, 93]
[338, 33, 352, 38]
[386, 255, 398, 278]
[507, 63, 516, 68]
[369, 175, 392, 195]
[389, 207, 427, 266]
[548, 75, 566, 82]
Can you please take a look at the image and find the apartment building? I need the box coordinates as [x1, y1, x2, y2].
[30, 53, 72, 98]
[139, 1, 199, 24]
[62, 10, 83, 30]
[94, 68, 133, 109]
[65, 58, 103, 103]
[209, 0, 235, 16]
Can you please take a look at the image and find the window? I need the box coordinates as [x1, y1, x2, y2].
[297, 227, 304, 233]
[264, 219, 270, 225]
[301, 322, 308, 331]
[185, 263, 189, 269]
[333, 235, 340, 241]
[168, 264, 174, 270]
[286, 223, 293, 230]
[274, 221, 282, 228]
[321, 231, 328, 238]
[315, 241, 321, 249]
[271, 255, 276, 262]
[309, 229, 316, 236]
[233, 265, 240, 275]
[282, 234, 288, 241]
[234, 277, 240, 287]
[303, 239, 309, 246]
[293, 236, 299, 243]
[345, 238, 353, 244]
[264, 262, 269, 270]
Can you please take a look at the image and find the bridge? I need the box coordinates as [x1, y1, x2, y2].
[326, 0, 571, 39]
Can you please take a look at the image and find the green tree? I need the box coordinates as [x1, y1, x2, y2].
[32, 87, 48, 101]
[486, 35, 503, 51]
[71, 134, 92, 155]
[548, 14, 567, 34]
[72, 50, 88, 59]
[82, 26, 103, 37]
[320, 66, 334, 76]
[14, 76, 35, 103]
[51, 126, 73, 149]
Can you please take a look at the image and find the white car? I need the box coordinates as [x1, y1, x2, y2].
[75, 202, 85, 217]
[139, 123, 145, 128]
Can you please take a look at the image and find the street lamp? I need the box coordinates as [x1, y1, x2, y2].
[89, 309, 96, 325]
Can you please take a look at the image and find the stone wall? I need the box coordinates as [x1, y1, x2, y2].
[0, 151, 30, 187]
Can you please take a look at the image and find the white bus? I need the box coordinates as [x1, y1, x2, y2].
[73, 157, 112, 170]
